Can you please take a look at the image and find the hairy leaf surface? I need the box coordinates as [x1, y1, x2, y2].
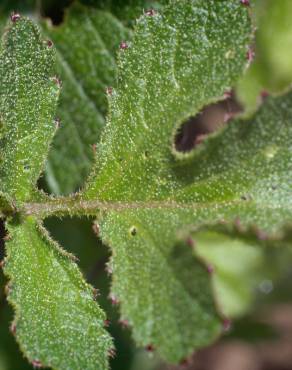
[42, 3, 132, 194]
[0, 17, 59, 202]
[237, 0, 292, 113]
[0, 18, 113, 370]
[83, 0, 253, 362]
[4, 217, 112, 370]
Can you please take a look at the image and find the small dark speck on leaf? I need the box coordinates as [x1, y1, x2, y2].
[47, 40, 53, 48]
[130, 227, 137, 236]
[146, 344, 155, 352]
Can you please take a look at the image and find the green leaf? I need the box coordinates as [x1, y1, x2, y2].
[4, 217, 113, 370]
[0, 17, 114, 370]
[194, 227, 292, 318]
[195, 230, 264, 318]
[42, 3, 132, 194]
[237, 0, 292, 113]
[0, 17, 59, 202]
[81, 0, 252, 362]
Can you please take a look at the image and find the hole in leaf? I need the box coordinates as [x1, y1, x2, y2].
[175, 92, 242, 153]
[40, 0, 73, 25]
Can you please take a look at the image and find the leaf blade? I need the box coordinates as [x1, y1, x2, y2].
[4, 217, 113, 370]
[42, 3, 132, 194]
[0, 17, 59, 202]
[80, 0, 255, 362]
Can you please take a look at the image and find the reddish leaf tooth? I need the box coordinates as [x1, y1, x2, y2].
[11, 12, 21, 22]
[105, 262, 113, 275]
[31, 360, 43, 368]
[180, 357, 193, 367]
[92, 143, 97, 154]
[255, 228, 268, 241]
[109, 293, 120, 305]
[246, 48, 255, 63]
[52, 76, 62, 88]
[92, 288, 100, 300]
[261, 90, 270, 99]
[108, 348, 116, 359]
[186, 237, 195, 248]
[120, 41, 128, 50]
[10, 322, 16, 335]
[240, 0, 250, 6]
[207, 264, 214, 274]
[92, 223, 100, 236]
[223, 90, 232, 99]
[106, 87, 113, 95]
[145, 9, 156, 16]
[104, 319, 110, 327]
[118, 319, 129, 329]
[222, 318, 232, 332]
[3, 234, 11, 242]
[54, 118, 61, 128]
[4, 283, 11, 296]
